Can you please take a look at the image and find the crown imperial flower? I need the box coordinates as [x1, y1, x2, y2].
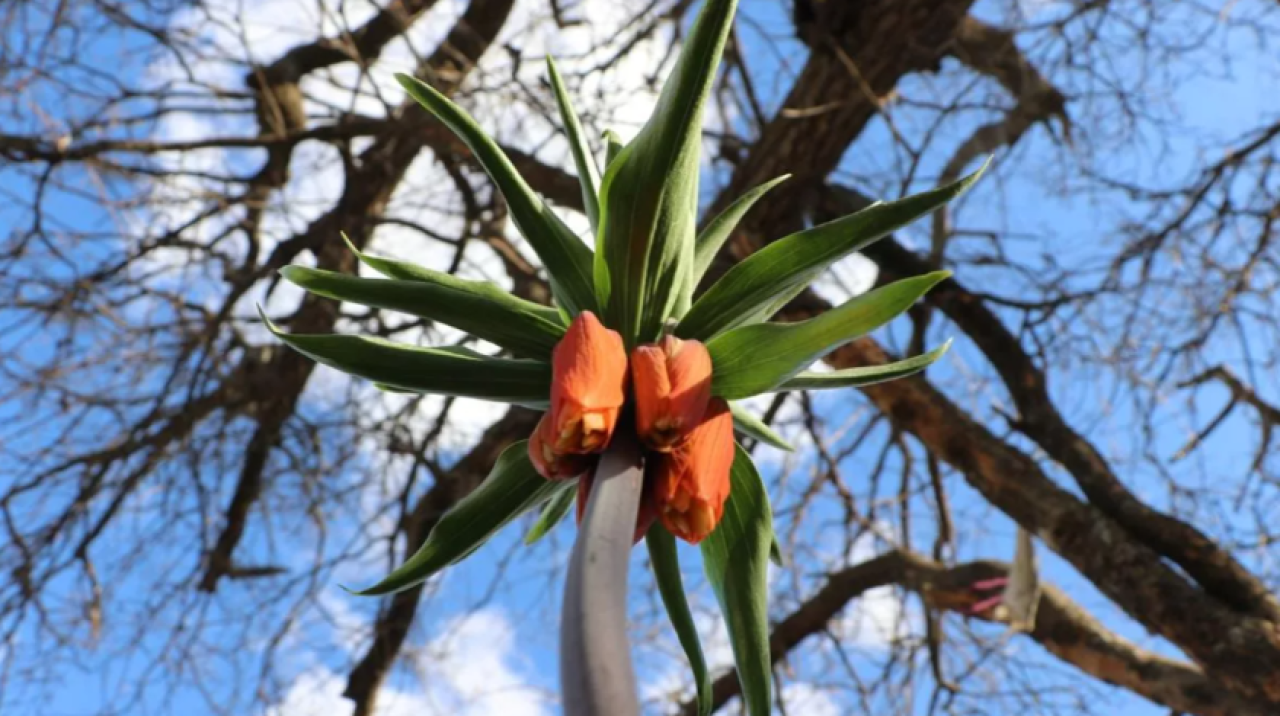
[632, 335, 712, 452]
[529, 412, 595, 480]
[651, 398, 734, 544]
[548, 311, 627, 454]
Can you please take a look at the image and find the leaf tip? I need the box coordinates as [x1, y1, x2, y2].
[769, 538, 786, 566]
[339, 231, 363, 257]
[959, 156, 994, 190]
[277, 265, 303, 284]
[256, 304, 282, 336]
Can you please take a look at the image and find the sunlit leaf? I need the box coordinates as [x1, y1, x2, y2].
[262, 307, 552, 404]
[774, 340, 951, 391]
[281, 266, 565, 359]
[693, 175, 790, 282]
[603, 130, 625, 167]
[679, 162, 987, 340]
[396, 73, 596, 315]
[728, 401, 793, 452]
[524, 480, 577, 545]
[646, 526, 712, 716]
[339, 232, 565, 325]
[701, 445, 773, 716]
[547, 57, 602, 232]
[708, 272, 950, 399]
[353, 441, 557, 595]
[594, 0, 738, 344]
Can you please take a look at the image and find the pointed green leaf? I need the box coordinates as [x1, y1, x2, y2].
[353, 441, 557, 595]
[547, 57, 602, 232]
[679, 162, 988, 341]
[395, 73, 596, 315]
[603, 130, 625, 167]
[769, 537, 785, 567]
[370, 381, 549, 410]
[339, 233, 565, 324]
[524, 480, 578, 545]
[262, 308, 552, 404]
[281, 266, 565, 359]
[646, 526, 712, 716]
[701, 445, 773, 716]
[775, 340, 951, 391]
[729, 401, 793, 452]
[693, 175, 790, 282]
[708, 272, 950, 399]
[594, 0, 739, 344]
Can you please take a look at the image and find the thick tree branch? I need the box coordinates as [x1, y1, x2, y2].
[814, 186, 1280, 624]
[677, 551, 1257, 716]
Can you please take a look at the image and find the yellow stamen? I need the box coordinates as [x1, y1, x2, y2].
[688, 503, 714, 538]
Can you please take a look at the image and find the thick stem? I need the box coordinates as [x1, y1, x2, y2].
[560, 433, 643, 716]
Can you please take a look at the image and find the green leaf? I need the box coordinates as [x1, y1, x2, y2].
[395, 74, 596, 315]
[679, 162, 988, 341]
[769, 536, 785, 567]
[262, 307, 552, 404]
[775, 340, 952, 391]
[646, 526, 712, 716]
[603, 130, 625, 167]
[353, 441, 557, 595]
[701, 445, 773, 716]
[708, 272, 950, 399]
[281, 266, 565, 360]
[547, 57, 602, 232]
[594, 0, 739, 344]
[693, 175, 790, 282]
[524, 480, 577, 545]
[729, 401, 793, 452]
[338, 233, 564, 326]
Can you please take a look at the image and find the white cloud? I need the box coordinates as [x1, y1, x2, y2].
[270, 608, 549, 716]
[810, 252, 879, 305]
[269, 666, 439, 716]
[410, 609, 551, 716]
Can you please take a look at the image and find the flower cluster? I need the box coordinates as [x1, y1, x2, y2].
[529, 311, 731, 544]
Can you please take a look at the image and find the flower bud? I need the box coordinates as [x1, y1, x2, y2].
[529, 412, 594, 480]
[632, 335, 712, 451]
[549, 311, 627, 453]
[651, 398, 734, 544]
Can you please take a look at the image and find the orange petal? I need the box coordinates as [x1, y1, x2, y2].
[653, 398, 734, 544]
[550, 311, 627, 454]
[529, 412, 594, 480]
[632, 336, 711, 451]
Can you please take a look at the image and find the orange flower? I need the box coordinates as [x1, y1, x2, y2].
[549, 311, 627, 454]
[651, 398, 734, 544]
[576, 467, 658, 544]
[529, 412, 594, 480]
[631, 335, 712, 451]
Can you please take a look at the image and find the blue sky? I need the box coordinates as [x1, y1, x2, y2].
[3, 0, 1279, 714]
